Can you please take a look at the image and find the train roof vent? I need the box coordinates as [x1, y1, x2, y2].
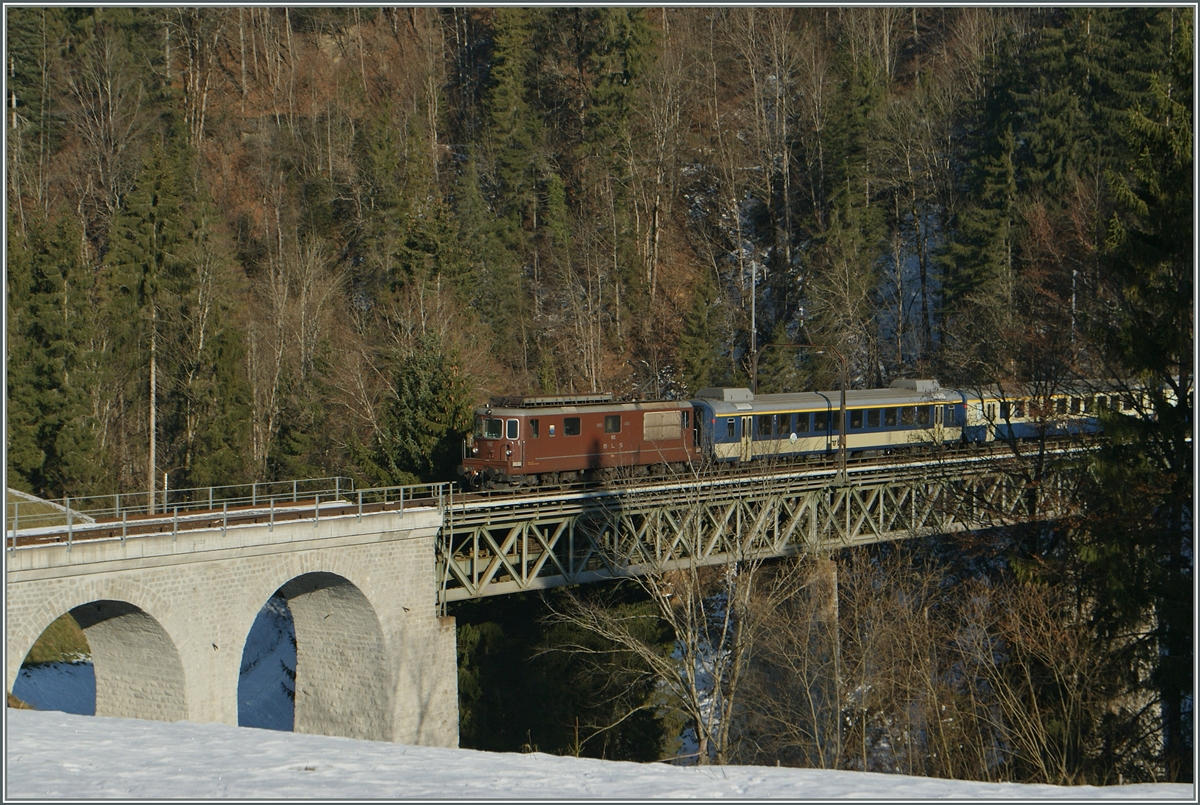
[696, 387, 754, 402]
[890, 378, 940, 392]
[489, 393, 615, 408]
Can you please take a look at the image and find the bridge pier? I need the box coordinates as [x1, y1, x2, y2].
[6, 506, 459, 747]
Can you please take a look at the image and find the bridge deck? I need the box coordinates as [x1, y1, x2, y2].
[7, 443, 1089, 607]
[437, 444, 1087, 603]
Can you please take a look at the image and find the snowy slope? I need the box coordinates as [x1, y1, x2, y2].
[6, 709, 1192, 800]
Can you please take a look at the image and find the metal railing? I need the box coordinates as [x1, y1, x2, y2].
[7, 477, 452, 552]
[6, 477, 353, 532]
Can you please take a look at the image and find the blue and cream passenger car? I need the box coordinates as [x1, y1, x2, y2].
[691, 379, 966, 463]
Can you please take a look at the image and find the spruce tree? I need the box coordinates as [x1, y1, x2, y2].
[6, 213, 104, 497]
[678, 277, 724, 395]
[104, 137, 186, 503]
[1084, 7, 1193, 780]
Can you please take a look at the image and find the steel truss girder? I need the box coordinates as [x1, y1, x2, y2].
[437, 460, 1074, 604]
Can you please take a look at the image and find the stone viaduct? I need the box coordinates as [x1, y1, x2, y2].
[7, 447, 1076, 748]
[6, 500, 458, 747]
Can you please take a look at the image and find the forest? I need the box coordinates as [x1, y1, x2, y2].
[4, 6, 1192, 784]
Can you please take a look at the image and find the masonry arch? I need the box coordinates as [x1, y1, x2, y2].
[67, 600, 188, 722]
[238, 571, 392, 742]
[237, 593, 297, 731]
[10, 613, 95, 715]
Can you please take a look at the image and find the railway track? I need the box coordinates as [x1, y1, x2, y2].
[7, 437, 1092, 550]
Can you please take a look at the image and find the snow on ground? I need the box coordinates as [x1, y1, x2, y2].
[8, 598, 1193, 800]
[5, 709, 1193, 801]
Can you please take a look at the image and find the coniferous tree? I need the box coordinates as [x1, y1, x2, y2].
[104, 137, 186, 503]
[6, 213, 105, 496]
[678, 277, 725, 396]
[1081, 7, 1193, 780]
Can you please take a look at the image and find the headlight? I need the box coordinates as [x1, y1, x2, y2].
[472, 446, 479, 455]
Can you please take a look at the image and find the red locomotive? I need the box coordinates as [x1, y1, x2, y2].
[458, 393, 697, 489]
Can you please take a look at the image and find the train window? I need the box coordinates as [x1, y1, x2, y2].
[917, 406, 931, 426]
[564, 417, 581, 436]
[507, 419, 519, 440]
[1013, 400, 1025, 418]
[1056, 398, 1067, 415]
[1000, 401, 1010, 420]
[481, 417, 504, 439]
[530, 419, 539, 438]
[943, 405, 956, 426]
[901, 407, 916, 426]
[987, 403, 996, 420]
[549, 424, 556, 437]
[1071, 397, 1082, 414]
[726, 418, 736, 439]
[1095, 396, 1107, 412]
[850, 410, 863, 429]
[814, 411, 828, 431]
[757, 415, 773, 438]
[795, 413, 810, 433]
[682, 410, 690, 430]
[867, 409, 880, 428]
[605, 415, 621, 434]
[884, 408, 898, 427]
[831, 411, 841, 433]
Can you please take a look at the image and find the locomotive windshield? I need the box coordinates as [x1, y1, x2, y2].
[475, 416, 504, 439]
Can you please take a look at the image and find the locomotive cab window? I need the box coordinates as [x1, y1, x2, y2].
[564, 417, 581, 436]
[477, 417, 504, 439]
[506, 419, 519, 440]
[605, 415, 621, 434]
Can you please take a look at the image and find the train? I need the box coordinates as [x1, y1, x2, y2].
[457, 379, 1124, 490]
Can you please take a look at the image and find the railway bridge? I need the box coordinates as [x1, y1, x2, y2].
[6, 448, 1082, 746]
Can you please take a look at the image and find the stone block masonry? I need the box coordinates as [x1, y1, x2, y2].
[6, 505, 459, 747]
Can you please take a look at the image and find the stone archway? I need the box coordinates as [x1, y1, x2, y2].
[69, 600, 188, 722]
[275, 572, 392, 741]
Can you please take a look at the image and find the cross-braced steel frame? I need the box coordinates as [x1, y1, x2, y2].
[436, 449, 1083, 604]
